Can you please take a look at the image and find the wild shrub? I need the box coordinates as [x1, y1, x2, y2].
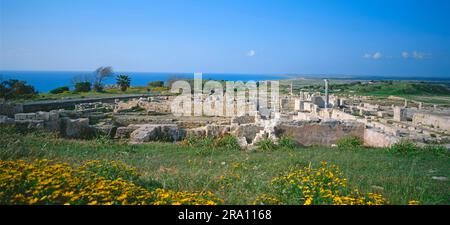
[182, 135, 240, 151]
[49, 86, 70, 94]
[257, 138, 277, 151]
[151, 86, 167, 93]
[278, 136, 296, 150]
[148, 81, 164, 88]
[214, 135, 241, 150]
[93, 82, 104, 92]
[74, 82, 91, 92]
[95, 134, 112, 145]
[389, 141, 417, 154]
[422, 144, 449, 157]
[337, 136, 363, 150]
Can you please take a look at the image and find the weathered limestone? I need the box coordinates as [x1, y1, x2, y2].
[0, 103, 23, 117]
[363, 128, 400, 147]
[92, 124, 117, 138]
[114, 97, 172, 114]
[324, 79, 329, 108]
[130, 124, 181, 143]
[14, 120, 45, 129]
[231, 115, 255, 125]
[280, 97, 294, 111]
[12, 111, 60, 132]
[185, 127, 207, 137]
[15, 113, 37, 121]
[114, 125, 142, 139]
[130, 125, 160, 142]
[274, 121, 364, 147]
[205, 125, 230, 137]
[413, 113, 450, 131]
[75, 102, 113, 112]
[233, 124, 263, 144]
[377, 111, 389, 118]
[236, 136, 248, 148]
[61, 118, 91, 138]
[295, 111, 321, 121]
[294, 99, 305, 111]
[311, 96, 326, 108]
[57, 110, 82, 119]
[1, 80, 448, 148]
[394, 107, 407, 122]
[0, 115, 15, 125]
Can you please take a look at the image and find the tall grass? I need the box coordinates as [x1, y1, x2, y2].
[0, 126, 449, 204]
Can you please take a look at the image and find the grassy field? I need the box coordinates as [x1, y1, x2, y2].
[1, 127, 449, 205]
[13, 86, 170, 104]
[330, 81, 450, 105]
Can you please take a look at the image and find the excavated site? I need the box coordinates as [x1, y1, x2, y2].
[1, 80, 449, 149]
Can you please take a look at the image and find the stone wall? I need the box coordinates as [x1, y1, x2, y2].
[413, 113, 450, 131]
[22, 94, 152, 112]
[329, 109, 359, 121]
[394, 107, 407, 121]
[363, 128, 400, 147]
[274, 121, 364, 147]
[0, 103, 23, 117]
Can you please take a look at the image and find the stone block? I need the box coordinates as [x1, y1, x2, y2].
[62, 118, 92, 138]
[15, 113, 36, 121]
[35, 111, 50, 121]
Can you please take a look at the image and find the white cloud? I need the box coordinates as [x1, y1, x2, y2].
[401, 51, 430, 60]
[412, 51, 425, 59]
[401, 51, 409, 59]
[372, 52, 382, 60]
[364, 52, 382, 60]
[246, 50, 256, 57]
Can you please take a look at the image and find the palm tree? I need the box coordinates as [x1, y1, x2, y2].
[116, 75, 131, 92]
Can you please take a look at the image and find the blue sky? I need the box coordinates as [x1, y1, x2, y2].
[1, 0, 449, 77]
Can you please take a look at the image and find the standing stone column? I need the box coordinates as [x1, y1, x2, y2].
[324, 79, 329, 108]
[300, 90, 305, 101]
[394, 107, 407, 121]
[290, 82, 293, 96]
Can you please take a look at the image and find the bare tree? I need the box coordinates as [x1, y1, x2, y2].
[93, 66, 114, 91]
[95, 66, 114, 84]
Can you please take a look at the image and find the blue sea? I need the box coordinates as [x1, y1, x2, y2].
[0, 71, 448, 93]
[0, 71, 290, 93]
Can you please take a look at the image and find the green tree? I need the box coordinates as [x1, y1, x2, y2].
[116, 75, 131, 92]
[74, 82, 91, 92]
[148, 80, 164, 88]
[49, 86, 70, 94]
[0, 79, 37, 100]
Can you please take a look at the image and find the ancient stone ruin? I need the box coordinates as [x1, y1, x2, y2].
[1, 79, 449, 150]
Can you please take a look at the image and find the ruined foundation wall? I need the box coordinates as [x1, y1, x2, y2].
[0, 103, 23, 117]
[274, 122, 364, 147]
[364, 128, 400, 148]
[413, 113, 450, 131]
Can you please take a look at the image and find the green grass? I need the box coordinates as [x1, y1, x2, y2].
[13, 86, 171, 103]
[332, 81, 449, 96]
[0, 127, 449, 205]
[330, 81, 450, 105]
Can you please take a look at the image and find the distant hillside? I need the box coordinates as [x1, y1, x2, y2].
[331, 81, 450, 97]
